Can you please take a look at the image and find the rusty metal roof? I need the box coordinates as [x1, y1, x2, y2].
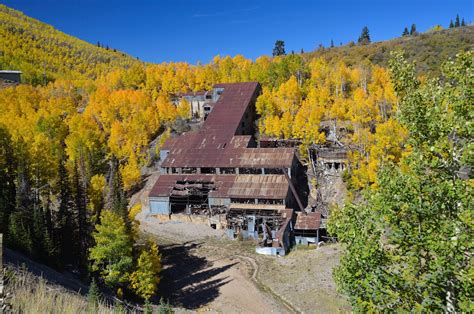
[160, 82, 295, 169]
[294, 212, 321, 230]
[161, 146, 295, 168]
[227, 175, 289, 199]
[149, 174, 290, 200]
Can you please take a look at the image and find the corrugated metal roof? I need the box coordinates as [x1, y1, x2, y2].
[294, 212, 321, 230]
[153, 82, 298, 203]
[160, 82, 295, 169]
[149, 174, 290, 200]
[161, 146, 295, 168]
[0, 70, 22, 74]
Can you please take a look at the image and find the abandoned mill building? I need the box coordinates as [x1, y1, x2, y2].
[149, 82, 321, 255]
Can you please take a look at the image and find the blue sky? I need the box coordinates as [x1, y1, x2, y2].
[2, 0, 472, 64]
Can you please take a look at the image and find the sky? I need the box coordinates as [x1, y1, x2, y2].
[1, 0, 473, 64]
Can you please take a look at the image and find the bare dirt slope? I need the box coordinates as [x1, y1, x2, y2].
[139, 217, 284, 313]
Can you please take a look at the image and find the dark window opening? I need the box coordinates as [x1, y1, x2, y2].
[210, 224, 217, 229]
[264, 168, 284, 175]
[231, 198, 255, 204]
[220, 167, 236, 174]
[201, 167, 216, 174]
[257, 199, 284, 205]
[182, 167, 198, 174]
[239, 168, 262, 174]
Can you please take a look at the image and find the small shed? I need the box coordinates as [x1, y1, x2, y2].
[294, 211, 321, 245]
[0, 70, 22, 83]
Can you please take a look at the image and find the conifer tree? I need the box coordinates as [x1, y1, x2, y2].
[455, 14, 460, 27]
[56, 151, 74, 265]
[358, 26, 371, 45]
[330, 39, 334, 47]
[7, 212, 33, 254]
[461, 18, 466, 26]
[0, 125, 16, 233]
[272, 40, 286, 56]
[449, 19, 454, 28]
[402, 27, 409, 36]
[410, 23, 417, 35]
[73, 161, 89, 273]
[106, 157, 131, 232]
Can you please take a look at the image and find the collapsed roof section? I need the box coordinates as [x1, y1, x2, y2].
[149, 174, 290, 200]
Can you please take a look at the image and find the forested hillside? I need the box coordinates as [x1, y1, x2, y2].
[0, 3, 472, 309]
[306, 25, 474, 74]
[0, 4, 138, 84]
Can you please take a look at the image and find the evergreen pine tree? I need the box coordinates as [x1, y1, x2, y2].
[461, 18, 466, 26]
[0, 126, 16, 233]
[409, 24, 417, 35]
[402, 27, 409, 36]
[7, 212, 33, 254]
[106, 157, 131, 232]
[32, 205, 45, 258]
[455, 14, 460, 27]
[330, 39, 334, 47]
[272, 40, 286, 56]
[56, 151, 74, 265]
[73, 161, 89, 273]
[358, 26, 371, 45]
[449, 19, 454, 28]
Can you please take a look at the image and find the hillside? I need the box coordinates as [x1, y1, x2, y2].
[305, 25, 474, 74]
[0, 4, 138, 84]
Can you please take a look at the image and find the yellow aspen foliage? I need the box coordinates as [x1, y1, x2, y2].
[275, 75, 301, 115]
[280, 111, 293, 139]
[130, 241, 161, 300]
[156, 95, 177, 123]
[256, 87, 277, 116]
[120, 152, 141, 190]
[177, 98, 191, 119]
[88, 174, 106, 223]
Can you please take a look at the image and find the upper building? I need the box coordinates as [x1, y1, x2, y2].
[0, 70, 21, 88]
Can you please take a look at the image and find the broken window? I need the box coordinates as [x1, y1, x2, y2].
[201, 167, 216, 174]
[263, 168, 284, 175]
[239, 168, 262, 174]
[220, 167, 236, 174]
[257, 199, 284, 205]
[182, 167, 198, 174]
[231, 198, 255, 204]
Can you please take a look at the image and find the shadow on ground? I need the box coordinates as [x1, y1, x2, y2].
[158, 241, 236, 309]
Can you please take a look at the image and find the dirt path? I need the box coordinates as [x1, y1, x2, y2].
[141, 222, 284, 313]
